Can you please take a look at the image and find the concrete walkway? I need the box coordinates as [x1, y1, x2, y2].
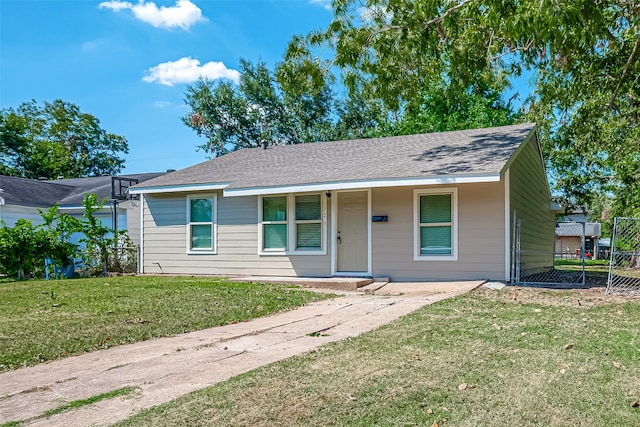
[0, 281, 482, 426]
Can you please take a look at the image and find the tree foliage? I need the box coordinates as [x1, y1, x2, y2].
[183, 56, 518, 157]
[389, 81, 521, 136]
[0, 206, 79, 280]
[285, 0, 639, 216]
[182, 58, 395, 157]
[0, 99, 129, 179]
[78, 193, 122, 276]
[0, 193, 133, 280]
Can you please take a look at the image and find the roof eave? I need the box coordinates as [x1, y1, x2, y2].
[500, 125, 538, 177]
[130, 182, 232, 195]
[223, 174, 502, 197]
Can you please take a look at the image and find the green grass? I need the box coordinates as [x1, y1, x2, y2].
[1, 386, 138, 427]
[116, 287, 640, 427]
[554, 259, 611, 276]
[0, 276, 330, 372]
[41, 386, 138, 418]
[555, 258, 609, 267]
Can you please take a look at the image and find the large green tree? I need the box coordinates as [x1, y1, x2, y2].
[0, 100, 128, 179]
[285, 0, 639, 216]
[183, 57, 517, 156]
[183, 59, 337, 157]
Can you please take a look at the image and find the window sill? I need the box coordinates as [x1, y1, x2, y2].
[259, 250, 327, 256]
[187, 250, 217, 255]
[414, 255, 458, 261]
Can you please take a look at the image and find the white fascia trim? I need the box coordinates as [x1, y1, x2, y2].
[59, 206, 112, 211]
[139, 194, 145, 274]
[130, 182, 231, 195]
[224, 174, 501, 197]
[504, 169, 510, 282]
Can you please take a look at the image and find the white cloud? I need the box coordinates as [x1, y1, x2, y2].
[309, 0, 331, 10]
[99, 0, 132, 11]
[99, 0, 206, 30]
[143, 57, 241, 86]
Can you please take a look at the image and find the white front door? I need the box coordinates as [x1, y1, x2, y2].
[336, 191, 369, 273]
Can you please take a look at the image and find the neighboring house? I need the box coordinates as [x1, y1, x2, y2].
[559, 209, 588, 223]
[555, 222, 602, 259]
[0, 173, 166, 247]
[131, 123, 556, 282]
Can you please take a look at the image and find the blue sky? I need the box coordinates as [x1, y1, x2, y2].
[1, 0, 334, 174]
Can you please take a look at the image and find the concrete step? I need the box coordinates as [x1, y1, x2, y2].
[228, 276, 373, 291]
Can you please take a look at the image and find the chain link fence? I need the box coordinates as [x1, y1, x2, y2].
[108, 245, 139, 274]
[513, 213, 585, 287]
[606, 217, 640, 296]
[76, 244, 139, 276]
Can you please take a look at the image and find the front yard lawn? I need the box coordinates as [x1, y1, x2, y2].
[0, 276, 329, 372]
[117, 286, 640, 426]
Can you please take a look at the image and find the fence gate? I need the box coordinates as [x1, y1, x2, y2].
[606, 217, 640, 295]
[513, 212, 585, 287]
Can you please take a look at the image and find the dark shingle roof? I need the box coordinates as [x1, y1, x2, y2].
[0, 173, 166, 207]
[134, 123, 536, 191]
[55, 173, 166, 205]
[556, 222, 601, 237]
[0, 176, 75, 207]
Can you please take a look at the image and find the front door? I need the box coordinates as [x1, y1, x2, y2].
[336, 191, 368, 273]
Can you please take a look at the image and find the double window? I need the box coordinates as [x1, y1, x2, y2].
[414, 188, 457, 260]
[187, 194, 217, 253]
[260, 193, 325, 254]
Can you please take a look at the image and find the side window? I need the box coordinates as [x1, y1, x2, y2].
[187, 195, 216, 253]
[262, 195, 288, 251]
[415, 189, 457, 260]
[295, 194, 322, 250]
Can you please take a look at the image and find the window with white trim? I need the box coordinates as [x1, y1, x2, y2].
[295, 194, 322, 250]
[187, 194, 217, 253]
[262, 195, 288, 251]
[414, 188, 457, 260]
[260, 193, 325, 254]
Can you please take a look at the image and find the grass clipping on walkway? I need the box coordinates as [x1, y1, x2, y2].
[118, 287, 640, 426]
[0, 276, 330, 372]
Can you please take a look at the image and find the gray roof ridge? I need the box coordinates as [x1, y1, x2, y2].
[133, 123, 536, 191]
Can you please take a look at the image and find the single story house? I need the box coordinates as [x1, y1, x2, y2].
[131, 123, 557, 282]
[555, 222, 601, 259]
[0, 173, 165, 247]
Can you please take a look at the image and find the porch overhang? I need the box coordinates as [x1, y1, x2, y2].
[129, 182, 231, 195]
[222, 173, 501, 197]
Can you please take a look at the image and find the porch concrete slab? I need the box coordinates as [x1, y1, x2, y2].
[229, 275, 373, 291]
[0, 281, 479, 427]
[372, 280, 485, 295]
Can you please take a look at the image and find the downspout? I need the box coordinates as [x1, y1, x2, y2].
[139, 194, 145, 274]
[504, 169, 511, 282]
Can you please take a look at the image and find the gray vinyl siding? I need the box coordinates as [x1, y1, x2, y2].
[142, 192, 331, 276]
[0, 205, 43, 227]
[371, 182, 506, 281]
[508, 134, 555, 273]
[120, 200, 142, 247]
